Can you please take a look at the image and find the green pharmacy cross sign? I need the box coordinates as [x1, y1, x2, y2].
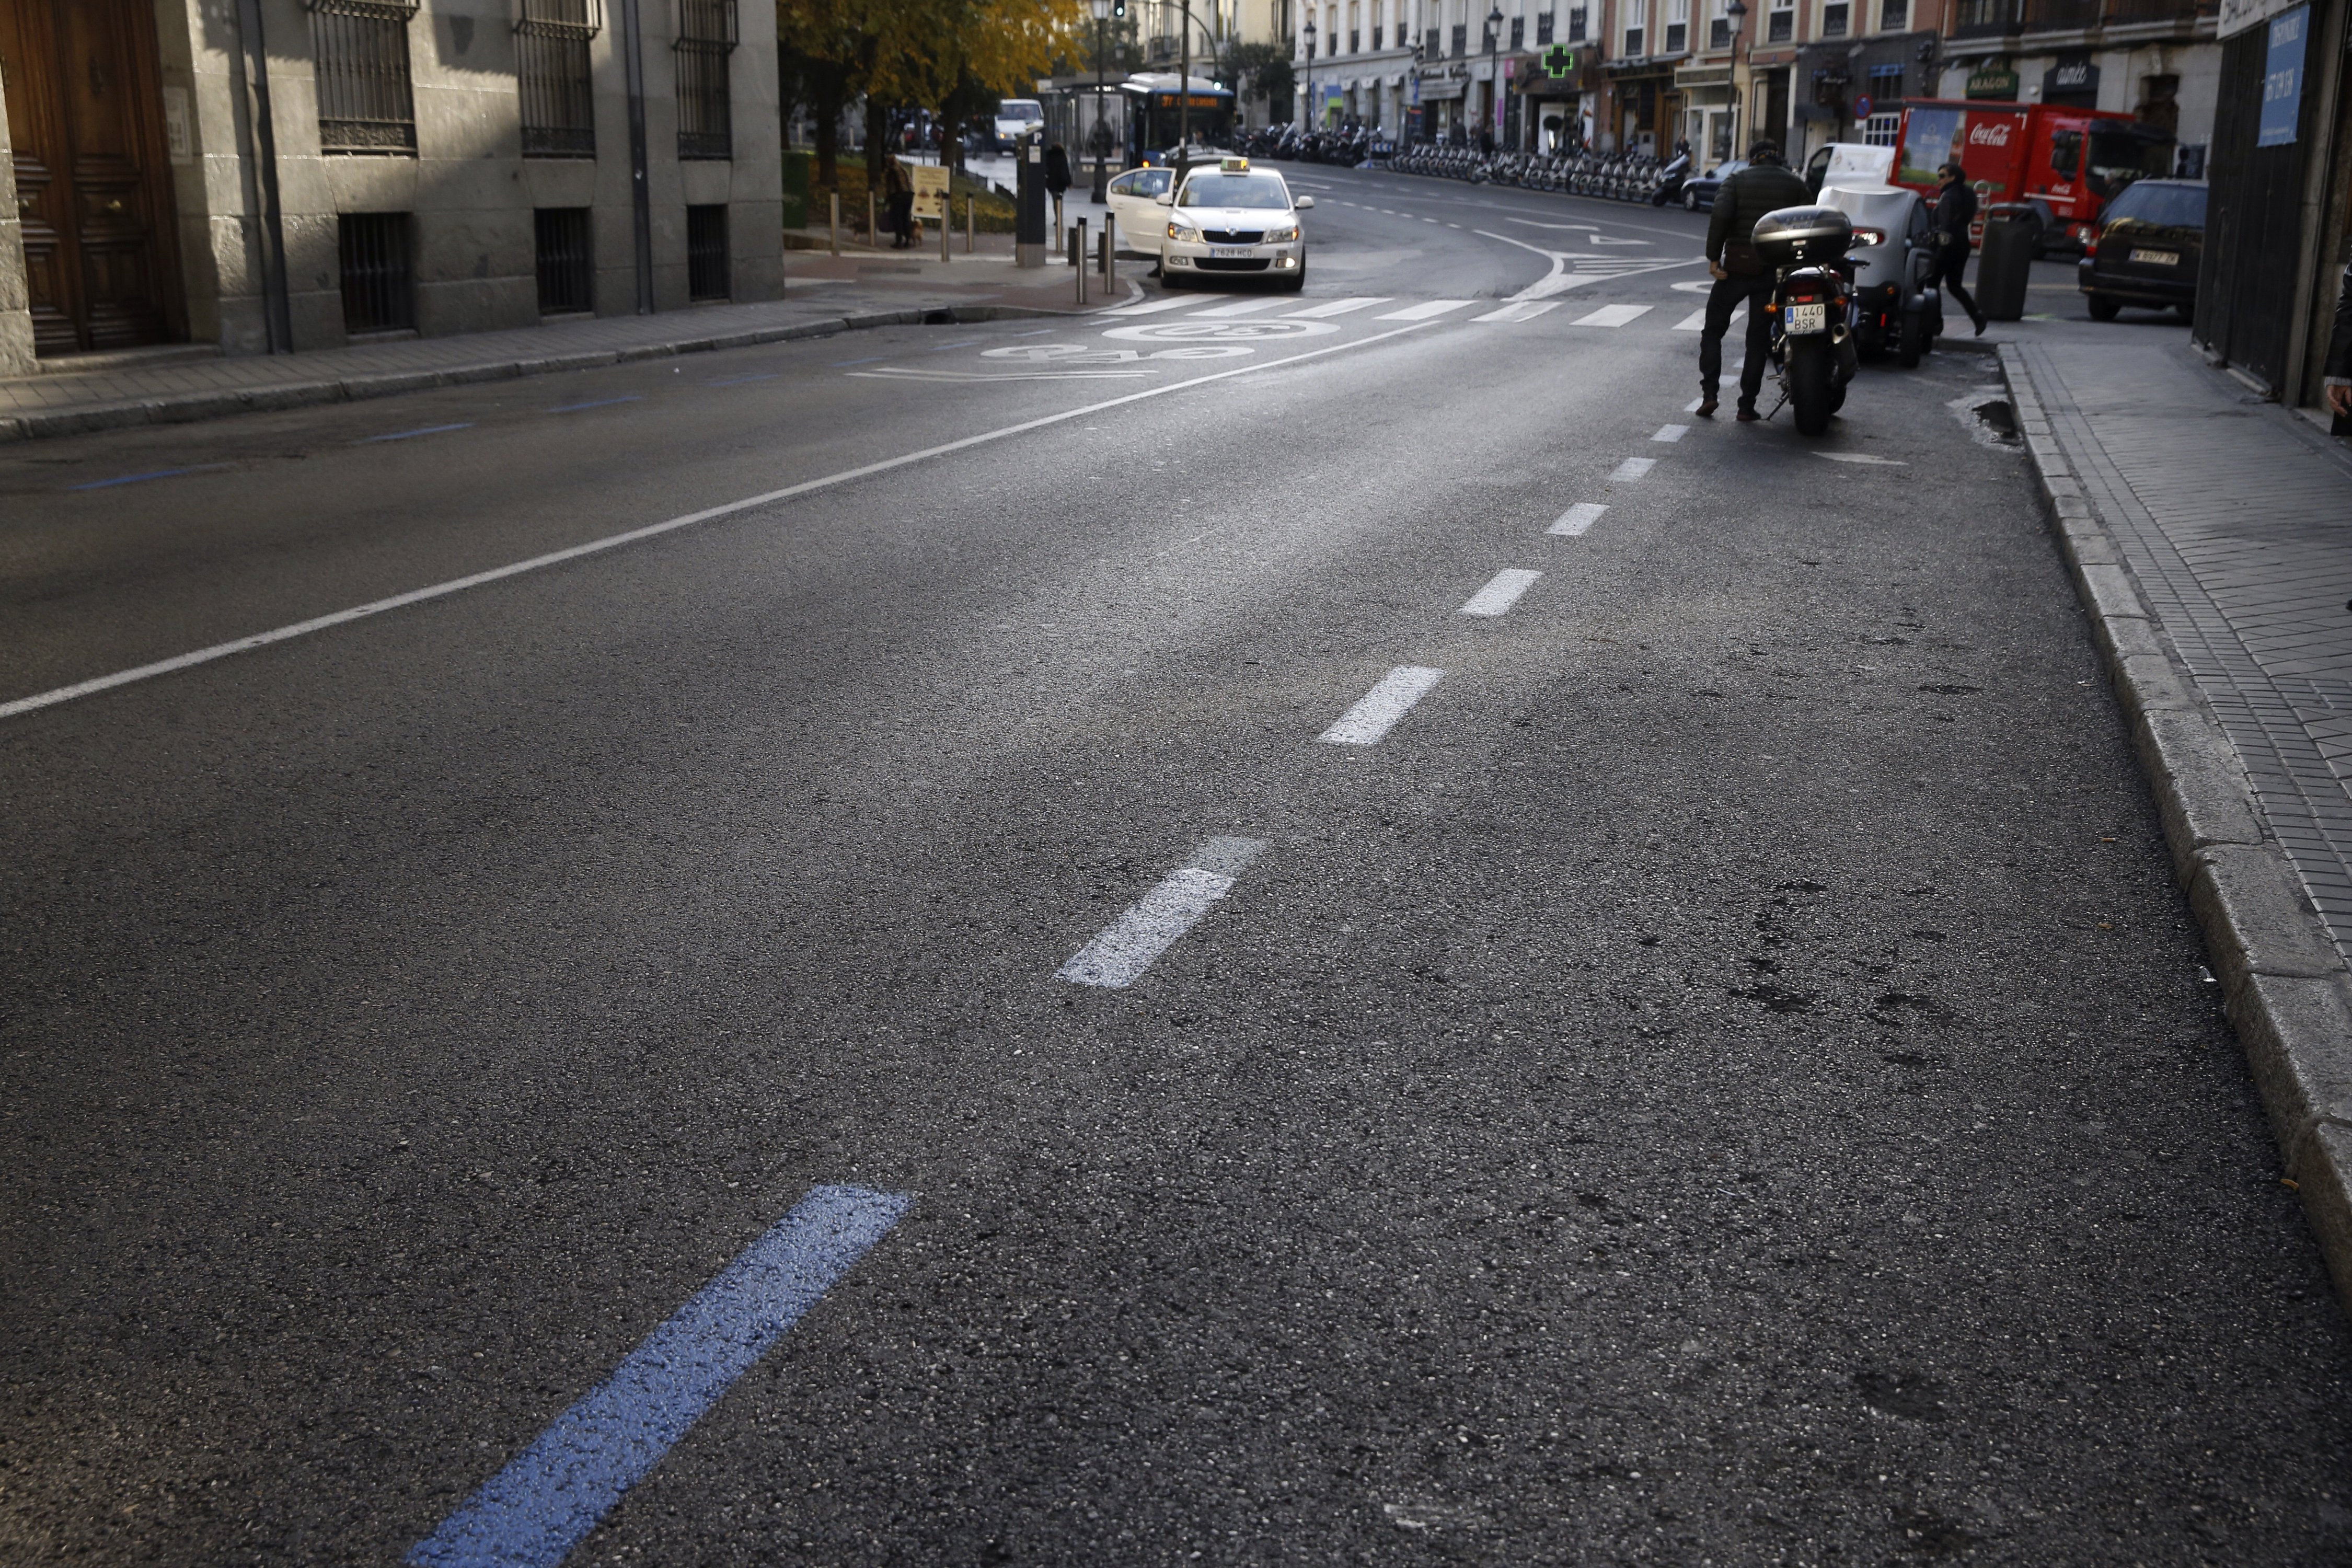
[1543, 43, 1579, 77]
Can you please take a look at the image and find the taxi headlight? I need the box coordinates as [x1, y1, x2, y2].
[1263, 224, 1300, 243]
[1167, 222, 1201, 243]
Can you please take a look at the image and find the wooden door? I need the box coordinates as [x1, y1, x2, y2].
[0, 0, 182, 355]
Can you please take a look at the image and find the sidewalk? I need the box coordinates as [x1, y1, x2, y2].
[0, 251, 1132, 444]
[2001, 317, 2352, 1310]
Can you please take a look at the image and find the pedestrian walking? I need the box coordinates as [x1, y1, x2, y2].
[1932, 162, 1990, 337]
[1697, 139, 1808, 421]
[1044, 141, 1073, 239]
[882, 156, 916, 248]
[2325, 254, 2351, 428]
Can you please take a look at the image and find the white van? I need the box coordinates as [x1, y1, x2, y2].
[992, 99, 1044, 153]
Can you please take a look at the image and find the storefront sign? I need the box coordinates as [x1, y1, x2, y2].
[1964, 63, 2019, 99]
[2218, 0, 2299, 39]
[2257, 4, 2305, 147]
[2044, 57, 2098, 99]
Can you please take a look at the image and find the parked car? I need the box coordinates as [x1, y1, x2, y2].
[2078, 178, 2206, 321]
[1104, 166, 1178, 258]
[1821, 182, 1942, 365]
[1681, 158, 1746, 212]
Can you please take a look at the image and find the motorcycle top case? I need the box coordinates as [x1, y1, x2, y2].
[1751, 205, 1854, 269]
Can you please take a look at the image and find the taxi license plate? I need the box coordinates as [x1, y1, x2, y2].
[2129, 248, 2180, 267]
[1785, 302, 1828, 333]
[1210, 246, 1255, 258]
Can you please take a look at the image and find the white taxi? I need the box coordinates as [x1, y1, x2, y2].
[1103, 166, 1176, 258]
[1155, 158, 1313, 290]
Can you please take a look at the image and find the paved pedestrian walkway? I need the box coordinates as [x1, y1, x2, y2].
[2010, 324, 2352, 961]
[0, 252, 1126, 441]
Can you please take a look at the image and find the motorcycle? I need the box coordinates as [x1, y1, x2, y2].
[1753, 205, 1863, 437]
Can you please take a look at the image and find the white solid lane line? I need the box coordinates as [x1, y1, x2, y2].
[1570, 305, 1654, 328]
[1653, 424, 1688, 442]
[1285, 296, 1392, 317]
[1187, 297, 1287, 318]
[1549, 502, 1608, 536]
[1459, 568, 1543, 617]
[1, 321, 1447, 723]
[1472, 301, 1562, 324]
[1610, 457, 1657, 481]
[1320, 666, 1446, 745]
[1057, 836, 1268, 988]
[1375, 300, 1479, 320]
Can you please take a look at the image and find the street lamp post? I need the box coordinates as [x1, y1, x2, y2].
[1301, 15, 1315, 135]
[1090, 0, 1112, 201]
[1484, 3, 1504, 151]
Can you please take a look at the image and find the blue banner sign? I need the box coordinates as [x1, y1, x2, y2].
[2257, 5, 2306, 148]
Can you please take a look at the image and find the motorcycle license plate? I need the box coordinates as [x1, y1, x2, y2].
[1785, 302, 1828, 334]
[2129, 248, 2179, 267]
[1210, 246, 1255, 258]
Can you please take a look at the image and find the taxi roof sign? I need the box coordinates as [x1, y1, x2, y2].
[1219, 156, 1250, 171]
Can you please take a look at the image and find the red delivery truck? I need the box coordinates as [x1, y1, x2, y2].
[1891, 100, 2173, 253]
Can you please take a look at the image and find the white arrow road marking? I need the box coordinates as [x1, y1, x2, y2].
[1550, 502, 1609, 535]
[1320, 666, 1446, 745]
[1476, 230, 1710, 302]
[1459, 569, 1543, 617]
[1057, 837, 1268, 988]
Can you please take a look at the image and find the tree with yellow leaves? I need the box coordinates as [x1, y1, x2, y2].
[780, 0, 1087, 187]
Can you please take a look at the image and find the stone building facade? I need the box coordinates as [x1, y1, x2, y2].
[0, 0, 781, 374]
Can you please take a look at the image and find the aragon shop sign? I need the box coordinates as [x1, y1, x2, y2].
[1965, 63, 2019, 99]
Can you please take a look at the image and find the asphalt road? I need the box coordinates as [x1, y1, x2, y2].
[6, 165, 2350, 1566]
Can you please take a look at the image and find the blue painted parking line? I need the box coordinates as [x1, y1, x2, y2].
[67, 464, 228, 491]
[548, 396, 642, 413]
[358, 423, 475, 444]
[407, 1184, 911, 1568]
[926, 338, 982, 352]
[706, 373, 779, 386]
[829, 355, 886, 367]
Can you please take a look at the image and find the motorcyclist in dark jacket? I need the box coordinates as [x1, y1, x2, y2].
[1698, 141, 1811, 419]
[1932, 162, 1989, 335]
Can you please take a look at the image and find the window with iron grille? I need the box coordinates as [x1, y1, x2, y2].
[676, 0, 737, 159]
[1879, 0, 1907, 23]
[1767, 1, 1792, 39]
[687, 205, 730, 300]
[1450, 22, 1467, 53]
[1822, 0, 1848, 32]
[1509, 16, 1524, 46]
[1567, 3, 1586, 38]
[1349, 27, 1359, 49]
[339, 212, 415, 332]
[1623, 24, 1643, 52]
[517, 0, 602, 157]
[1536, 10, 1554, 42]
[1666, 0, 1688, 50]
[1868, 61, 1902, 99]
[309, 0, 420, 154]
[1425, 27, 1441, 54]
[1373, 25, 1382, 47]
[535, 207, 593, 314]
[1710, 14, 1731, 44]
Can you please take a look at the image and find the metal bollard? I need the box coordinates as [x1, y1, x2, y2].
[940, 197, 951, 262]
[829, 193, 840, 257]
[1075, 219, 1088, 304]
[868, 191, 877, 247]
[966, 195, 975, 253]
[1103, 214, 1115, 293]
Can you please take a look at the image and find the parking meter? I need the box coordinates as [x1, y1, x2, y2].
[1016, 128, 1048, 268]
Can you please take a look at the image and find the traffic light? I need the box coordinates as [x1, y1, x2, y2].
[1113, 0, 1125, 15]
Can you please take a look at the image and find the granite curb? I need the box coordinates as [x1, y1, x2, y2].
[1998, 343, 2352, 1316]
[0, 303, 1070, 445]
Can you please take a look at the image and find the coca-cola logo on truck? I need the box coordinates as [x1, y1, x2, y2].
[1967, 120, 2014, 147]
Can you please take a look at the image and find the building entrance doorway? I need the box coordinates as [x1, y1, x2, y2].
[1, 0, 183, 355]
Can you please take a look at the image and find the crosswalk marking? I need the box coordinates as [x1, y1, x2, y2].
[1570, 305, 1654, 328]
[1097, 296, 1195, 318]
[1376, 299, 1479, 320]
[1672, 304, 1745, 331]
[1187, 297, 1287, 318]
[1473, 301, 1562, 324]
[1285, 296, 1392, 318]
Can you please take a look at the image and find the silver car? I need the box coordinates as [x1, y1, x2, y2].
[1156, 160, 1313, 290]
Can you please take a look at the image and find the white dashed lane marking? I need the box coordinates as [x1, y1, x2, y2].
[1550, 503, 1608, 536]
[1057, 837, 1269, 989]
[1459, 569, 1543, 617]
[1320, 666, 1446, 745]
[1188, 297, 1287, 318]
[1653, 424, 1688, 442]
[1375, 300, 1479, 320]
[1570, 305, 1654, 328]
[1285, 297, 1392, 318]
[1610, 457, 1657, 481]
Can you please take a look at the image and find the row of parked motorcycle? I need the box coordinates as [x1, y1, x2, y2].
[1233, 123, 1399, 165]
[1387, 143, 1687, 204]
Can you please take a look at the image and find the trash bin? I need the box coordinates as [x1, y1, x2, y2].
[1975, 203, 2035, 322]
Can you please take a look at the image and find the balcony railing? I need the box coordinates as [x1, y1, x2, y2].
[2020, 0, 2209, 26]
